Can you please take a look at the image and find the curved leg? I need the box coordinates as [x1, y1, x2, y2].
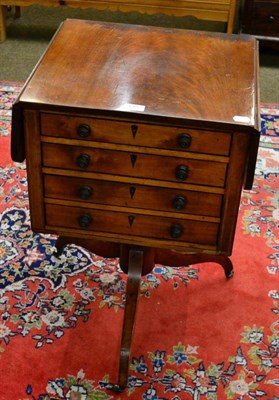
[218, 255, 234, 278]
[111, 246, 144, 392]
[155, 249, 234, 279]
[54, 236, 71, 256]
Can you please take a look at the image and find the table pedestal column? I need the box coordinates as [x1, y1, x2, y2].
[54, 236, 233, 390]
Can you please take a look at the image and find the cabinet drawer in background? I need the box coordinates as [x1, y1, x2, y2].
[42, 143, 227, 187]
[249, 2, 279, 36]
[44, 175, 223, 217]
[45, 204, 219, 245]
[40, 113, 231, 156]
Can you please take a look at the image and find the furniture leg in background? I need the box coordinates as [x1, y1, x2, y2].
[0, 5, 6, 42]
[0, 5, 21, 41]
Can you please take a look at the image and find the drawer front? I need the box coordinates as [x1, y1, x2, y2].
[44, 175, 223, 217]
[250, 3, 279, 35]
[40, 113, 231, 156]
[45, 204, 219, 245]
[42, 143, 227, 187]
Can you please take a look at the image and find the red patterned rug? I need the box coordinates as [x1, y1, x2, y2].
[0, 81, 278, 400]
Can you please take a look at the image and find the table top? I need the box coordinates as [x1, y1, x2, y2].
[18, 19, 259, 131]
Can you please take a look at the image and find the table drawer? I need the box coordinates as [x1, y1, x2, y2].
[45, 204, 219, 245]
[42, 143, 227, 187]
[40, 113, 231, 156]
[249, 2, 279, 36]
[44, 174, 223, 217]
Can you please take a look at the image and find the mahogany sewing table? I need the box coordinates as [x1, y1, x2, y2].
[11, 19, 260, 391]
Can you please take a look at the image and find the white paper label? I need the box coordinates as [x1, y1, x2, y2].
[118, 103, 146, 112]
[233, 115, 251, 123]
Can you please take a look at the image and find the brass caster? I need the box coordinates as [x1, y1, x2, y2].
[108, 384, 126, 393]
[226, 270, 234, 279]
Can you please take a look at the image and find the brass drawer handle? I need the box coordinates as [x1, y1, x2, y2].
[76, 153, 91, 169]
[78, 185, 93, 200]
[78, 214, 92, 228]
[77, 123, 91, 138]
[172, 195, 187, 210]
[170, 224, 183, 239]
[177, 133, 192, 149]
[175, 165, 189, 181]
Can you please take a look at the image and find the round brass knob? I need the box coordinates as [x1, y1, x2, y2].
[170, 224, 183, 239]
[175, 165, 189, 181]
[77, 124, 91, 138]
[78, 185, 93, 200]
[76, 153, 91, 169]
[178, 133, 192, 149]
[269, 15, 275, 22]
[78, 214, 92, 228]
[172, 195, 186, 210]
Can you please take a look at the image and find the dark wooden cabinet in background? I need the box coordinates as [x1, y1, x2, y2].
[240, 0, 279, 42]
